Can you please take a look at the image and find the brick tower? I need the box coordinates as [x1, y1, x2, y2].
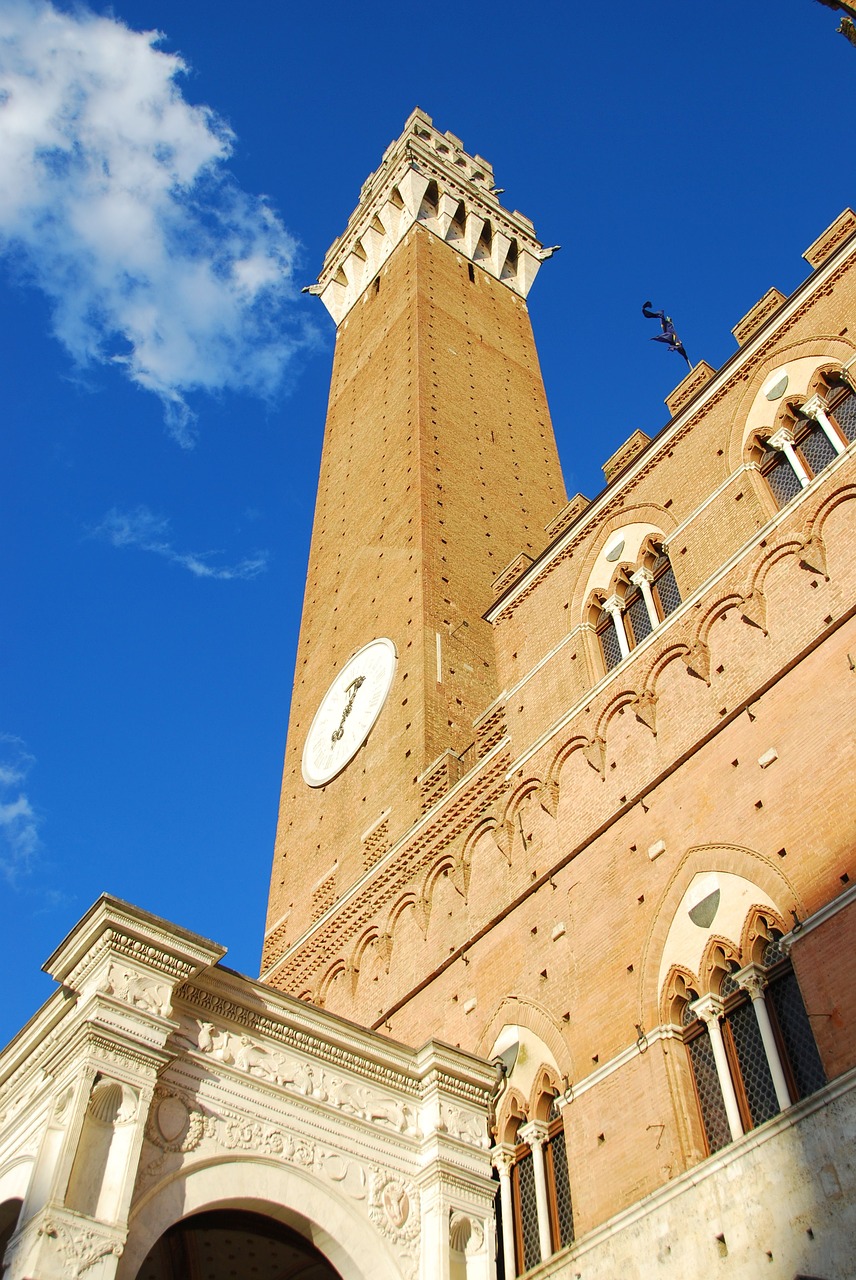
[263, 109, 566, 975]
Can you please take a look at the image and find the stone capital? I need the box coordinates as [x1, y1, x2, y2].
[767, 426, 796, 450]
[490, 1143, 517, 1177]
[601, 593, 624, 618]
[689, 993, 724, 1025]
[518, 1118, 550, 1148]
[799, 393, 827, 420]
[734, 962, 767, 1000]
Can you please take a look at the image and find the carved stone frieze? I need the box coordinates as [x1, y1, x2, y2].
[169, 1004, 420, 1099]
[100, 964, 173, 1019]
[167, 1015, 421, 1140]
[439, 1102, 490, 1149]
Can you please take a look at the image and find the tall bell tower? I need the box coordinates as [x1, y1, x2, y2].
[263, 109, 566, 974]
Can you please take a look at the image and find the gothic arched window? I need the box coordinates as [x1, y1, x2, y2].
[759, 385, 854, 509]
[680, 935, 826, 1157]
[594, 544, 682, 673]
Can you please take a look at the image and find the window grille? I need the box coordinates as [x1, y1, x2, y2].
[513, 1150, 540, 1273]
[598, 610, 623, 671]
[798, 420, 837, 476]
[831, 388, 856, 441]
[767, 968, 826, 1099]
[762, 447, 802, 506]
[653, 557, 681, 617]
[687, 1031, 731, 1153]
[546, 1127, 575, 1250]
[725, 1001, 779, 1128]
[761, 933, 785, 968]
[625, 589, 652, 645]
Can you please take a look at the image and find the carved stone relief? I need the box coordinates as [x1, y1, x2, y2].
[100, 965, 172, 1019]
[439, 1102, 490, 1149]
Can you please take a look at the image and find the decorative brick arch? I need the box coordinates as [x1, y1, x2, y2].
[475, 995, 572, 1082]
[726, 336, 856, 472]
[638, 843, 804, 1027]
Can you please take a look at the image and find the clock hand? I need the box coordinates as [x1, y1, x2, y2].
[331, 674, 365, 742]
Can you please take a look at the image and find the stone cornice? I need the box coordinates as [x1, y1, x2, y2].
[44, 894, 225, 991]
[310, 108, 550, 324]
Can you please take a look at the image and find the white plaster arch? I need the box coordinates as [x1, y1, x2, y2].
[119, 1157, 405, 1280]
[490, 1024, 562, 1108]
[657, 870, 782, 995]
[740, 355, 839, 452]
[582, 522, 668, 601]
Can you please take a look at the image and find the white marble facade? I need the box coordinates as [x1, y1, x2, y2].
[0, 896, 498, 1280]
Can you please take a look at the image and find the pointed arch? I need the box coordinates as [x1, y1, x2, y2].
[637, 843, 804, 1027]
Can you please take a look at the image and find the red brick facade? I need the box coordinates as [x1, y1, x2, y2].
[263, 117, 856, 1251]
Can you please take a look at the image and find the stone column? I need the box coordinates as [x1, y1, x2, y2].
[801, 395, 846, 457]
[602, 594, 630, 660]
[490, 1145, 517, 1280]
[691, 995, 744, 1142]
[768, 427, 811, 488]
[630, 567, 660, 630]
[518, 1120, 552, 1264]
[735, 962, 792, 1111]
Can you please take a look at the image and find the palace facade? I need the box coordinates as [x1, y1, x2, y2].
[1, 110, 855, 1280]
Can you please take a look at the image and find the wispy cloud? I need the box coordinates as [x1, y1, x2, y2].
[0, 2, 313, 444]
[0, 737, 40, 883]
[93, 505, 269, 579]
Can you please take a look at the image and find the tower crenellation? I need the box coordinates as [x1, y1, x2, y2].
[312, 107, 551, 324]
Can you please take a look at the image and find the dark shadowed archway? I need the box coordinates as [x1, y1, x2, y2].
[135, 1209, 343, 1280]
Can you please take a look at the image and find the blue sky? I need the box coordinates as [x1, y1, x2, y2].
[2, 0, 853, 1042]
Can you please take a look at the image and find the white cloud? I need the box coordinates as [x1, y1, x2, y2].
[93, 505, 269, 579]
[0, 737, 40, 883]
[0, 2, 313, 444]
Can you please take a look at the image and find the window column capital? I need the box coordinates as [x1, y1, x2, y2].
[800, 394, 846, 457]
[767, 426, 796, 450]
[689, 993, 724, 1024]
[601, 593, 624, 619]
[767, 428, 811, 488]
[490, 1143, 517, 1176]
[734, 961, 767, 1001]
[518, 1118, 550, 1148]
[630, 566, 654, 586]
[734, 963, 792, 1111]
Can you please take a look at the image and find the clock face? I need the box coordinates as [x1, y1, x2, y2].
[301, 638, 397, 787]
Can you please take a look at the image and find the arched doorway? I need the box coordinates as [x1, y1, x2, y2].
[136, 1209, 342, 1279]
[0, 1200, 22, 1267]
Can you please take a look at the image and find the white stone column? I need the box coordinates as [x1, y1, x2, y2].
[736, 963, 792, 1112]
[630, 567, 659, 630]
[602, 594, 630, 660]
[691, 995, 744, 1142]
[518, 1120, 552, 1264]
[768, 427, 811, 488]
[801, 395, 846, 457]
[491, 1145, 517, 1280]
